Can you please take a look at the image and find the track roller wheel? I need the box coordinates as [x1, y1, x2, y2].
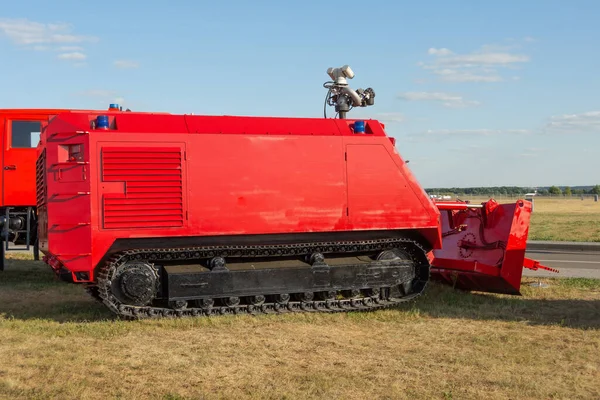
[223, 296, 240, 307]
[318, 290, 336, 300]
[308, 252, 326, 266]
[342, 289, 361, 298]
[274, 293, 290, 304]
[365, 287, 381, 301]
[249, 295, 266, 305]
[170, 300, 188, 310]
[294, 292, 314, 302]
[194, 298, 214, 308]
[209, 257, 227, 271]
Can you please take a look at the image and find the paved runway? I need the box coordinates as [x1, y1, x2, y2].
[524, 250, 600, 279]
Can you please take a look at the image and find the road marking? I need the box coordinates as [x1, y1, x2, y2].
[536, 259, 600, 264]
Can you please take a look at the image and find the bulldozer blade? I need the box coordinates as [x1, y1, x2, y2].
[430, 199, 548, 295]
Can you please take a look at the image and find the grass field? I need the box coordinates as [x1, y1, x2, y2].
[461, 197, 600, 242]
[1, 255, 599, 400]
[528, 198, 600, 242]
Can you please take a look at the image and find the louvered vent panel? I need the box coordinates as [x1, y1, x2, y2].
[102, 147, 184, 229]
[36, 149, 47, 207]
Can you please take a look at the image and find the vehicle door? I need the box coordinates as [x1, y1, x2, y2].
[2, 115, 46, 207]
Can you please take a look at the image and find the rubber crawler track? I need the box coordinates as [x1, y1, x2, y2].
[90, 237, 431, 319]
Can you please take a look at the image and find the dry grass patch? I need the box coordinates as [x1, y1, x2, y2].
[0, 256, 599, 399]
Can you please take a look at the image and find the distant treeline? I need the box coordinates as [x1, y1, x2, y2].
[425, 185, 600, 196]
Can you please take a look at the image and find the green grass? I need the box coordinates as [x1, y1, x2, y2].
[0, 256, 599, 399]
[530, 212, 600, 242]
[528, 198, 600, 242]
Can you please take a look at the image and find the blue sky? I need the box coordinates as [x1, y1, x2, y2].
[1, 0, 599, 188]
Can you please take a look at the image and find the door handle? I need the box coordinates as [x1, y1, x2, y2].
[3, 165, 16, 170]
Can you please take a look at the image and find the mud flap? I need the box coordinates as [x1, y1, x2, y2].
[430, 199, 557, 295]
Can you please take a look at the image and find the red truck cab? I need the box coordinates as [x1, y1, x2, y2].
[0, 109, 69, 207]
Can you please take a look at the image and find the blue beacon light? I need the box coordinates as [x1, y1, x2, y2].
[96, 115, 110, 129]
[354, 120, 365, 133]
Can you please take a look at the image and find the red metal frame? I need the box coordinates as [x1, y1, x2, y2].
[430, 199, 557, 294]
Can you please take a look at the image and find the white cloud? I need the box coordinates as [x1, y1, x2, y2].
[421, 128, 531, 137]
[347, 111, 405, 124]
[0, 18, 96, 65]
[420, 43, 530, 83]
[516, 147, 545, 158]
[409, 109, 600, 144]
[75, 89, 125, 105]
[405, 128, 532, 143]
[76, 89, 117, 97]
[113, 60, 139, 69]
[375, 112, 405, 123]
[397, 91, 480, 108]
[0, 18, 96, 46]
[544, 111, 600, 133]
[57, 52, 86, 60]
[432, 69, 502, 82]
[57, 45, 84, 51]
[428, 47, 453, 56]
[518, 152, 538, 158]
[448, 143, 486, 152]
[438, 52, 529, 67]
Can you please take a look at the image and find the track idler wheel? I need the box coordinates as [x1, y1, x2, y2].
[377, 249, 405, 262]
[113, 262, 159, 306]
[376, 248, 421, 298]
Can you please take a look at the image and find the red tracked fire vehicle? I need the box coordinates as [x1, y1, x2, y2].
[36, 66, 555, 318]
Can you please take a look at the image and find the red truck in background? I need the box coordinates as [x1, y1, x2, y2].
[0, 105, 129, 268]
